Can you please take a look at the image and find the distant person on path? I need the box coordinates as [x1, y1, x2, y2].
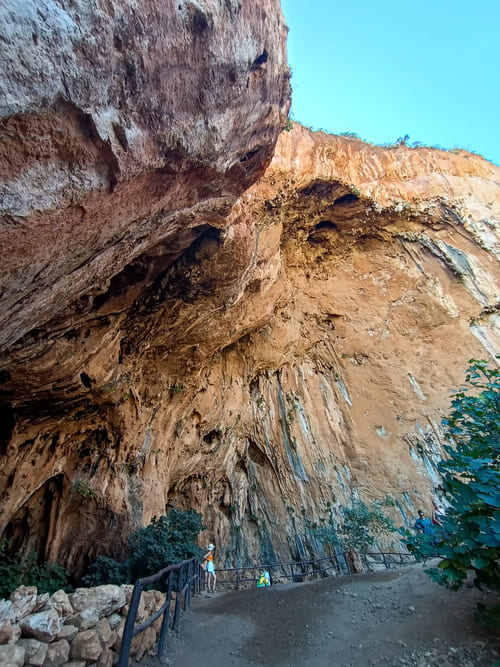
[431, 502, 443, 527]
[257, 569, 271, 587]
[203, 543, 216, 594]
[414, 510, 434, 535]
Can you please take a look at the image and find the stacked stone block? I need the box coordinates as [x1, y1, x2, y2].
[0, 585, 166, 666]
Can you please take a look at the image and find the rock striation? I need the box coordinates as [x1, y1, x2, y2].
[0, 5, 499, 576]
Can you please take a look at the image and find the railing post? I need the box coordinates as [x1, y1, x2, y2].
[236, 568, 240, 590]
[158, 569, 174, 659]
[118, 581, 142, 667]
[184, 561, 193, 610]
[173, 567, 183, 630]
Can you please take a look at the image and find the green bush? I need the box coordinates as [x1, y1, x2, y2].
[313, 497, 395, 553]
[0, 539, 69, 599]
[402, 358, 500, 591]
[83, 508, 204, 587]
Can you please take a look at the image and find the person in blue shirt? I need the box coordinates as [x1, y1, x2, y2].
[414, 509, 434, 534]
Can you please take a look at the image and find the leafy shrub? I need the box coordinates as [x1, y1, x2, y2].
[83, 508, 204, 587]
[313, 497, 395, 553]
[0, 539, 69, 598]
[82, 555, 131, 587]
[403, 359, 500, 591]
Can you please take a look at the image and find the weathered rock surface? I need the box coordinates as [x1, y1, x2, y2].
[71, 586, 125, 617]
[43, 638, 70, 667]
[19, 608, 61, 642]
[0, 643, 25, 667]
[0, 0, 289, 573]
[70, 629, 101, 662]
[16, 638, 48, 666]
[0, 4, 499, 578]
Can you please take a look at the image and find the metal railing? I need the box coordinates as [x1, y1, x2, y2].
[362, 551, 418, 569]
[215, 553, 347, 589]
[214, 551, 417, 589]
[117, 557, 204, 667]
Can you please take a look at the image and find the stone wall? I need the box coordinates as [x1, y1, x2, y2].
[0, 584, 166, 666]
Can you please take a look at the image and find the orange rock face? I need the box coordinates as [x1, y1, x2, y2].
[1, 84, 499, 573]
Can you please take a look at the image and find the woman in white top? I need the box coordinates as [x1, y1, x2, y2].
[203, 543, 216, 593]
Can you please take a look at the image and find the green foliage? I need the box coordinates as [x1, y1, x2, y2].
[283, 117, 293, 132]
[0, 539, 69, 598]
[313, 498, 395, 553]
[82, 555, 131, 587]
[72, 479, 96, 499]
[255, 396, 265, 410]
[83, 509, 204, 587]
[169, 384, 183, 396]
[339, 132, 361, 140]
[403, 358, 500, 591]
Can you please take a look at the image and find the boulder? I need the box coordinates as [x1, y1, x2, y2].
[106, 614, 122, 630]
[48, 591, 73, 618]
[67, 607, 100, 630]
[94, 618, 113, 648]
[120, 586, 133, 606]
[111, 619, 125, 653]
[71, 586, 125, 617]
[57, 624, 78, 642]
[0, 600, 12, 622]
[70, 629, 102, 662]
[43, 639, 70, 667]
[9, 586, 37, 622]
[0, 619, 14, 644]
[91, 647, 113, 667]
[0, 643, 25, 667]
[34, 593, 50, 613]
[9, 623, 21, 645]
[20, 608, 61, 642]
[130, 625, 156, 661]
[120, 594, 145, 622]
[17, 637, 48, 666]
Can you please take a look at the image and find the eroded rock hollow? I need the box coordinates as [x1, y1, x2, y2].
[1, 1, 499, 576]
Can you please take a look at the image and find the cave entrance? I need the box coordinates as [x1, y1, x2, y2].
[3, 474, 64, 561]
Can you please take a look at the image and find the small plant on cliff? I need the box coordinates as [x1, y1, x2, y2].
[0, 539, 69, 598]
[402, 358, 500, 591]
[72, 479, 96, 499]
[283, 117, 293, 132]
[83, 508, 204, 587]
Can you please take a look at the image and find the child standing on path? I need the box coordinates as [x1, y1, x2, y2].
[203, 543, 216, 595]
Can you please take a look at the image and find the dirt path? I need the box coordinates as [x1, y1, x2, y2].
[161, 563, 499, 667]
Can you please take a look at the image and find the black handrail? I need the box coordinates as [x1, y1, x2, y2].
[117, 557, 203, 667]
[213, 551, 417, 588]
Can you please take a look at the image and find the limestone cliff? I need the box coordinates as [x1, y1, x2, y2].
[1, 5, 499, 576]
[0, 0, 290, 573]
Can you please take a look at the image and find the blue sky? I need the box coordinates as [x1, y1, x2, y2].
[281, 0, 500, 165]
